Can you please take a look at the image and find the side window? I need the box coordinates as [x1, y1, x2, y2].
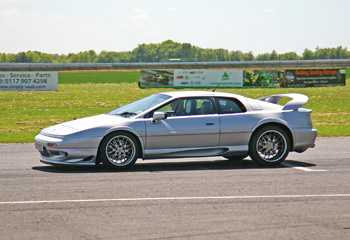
[174, 98, 215, 116]
[147, 99, 180, 118]
[147, 98, 216, 118]
[216, 98, 246, 114]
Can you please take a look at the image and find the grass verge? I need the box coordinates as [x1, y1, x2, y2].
[58, 71, 140, 84]
[0, 80, 349, 143]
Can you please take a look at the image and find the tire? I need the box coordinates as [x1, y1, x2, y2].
[249, 125, 290, 166]
[225, 155, 248, 161]
[98, 132, 140, 170]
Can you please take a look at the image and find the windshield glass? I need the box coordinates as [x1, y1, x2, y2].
[108, 94, 171, 117]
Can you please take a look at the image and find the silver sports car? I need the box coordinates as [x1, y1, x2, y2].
[35, 91, 317, 169]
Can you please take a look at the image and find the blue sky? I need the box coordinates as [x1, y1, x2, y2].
[0, 0, 349, 55]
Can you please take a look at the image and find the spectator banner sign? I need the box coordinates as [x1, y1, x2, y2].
[140, 70, 279, 88]
[283, 69, 346, 88]
[140, 69, 346, 88]
[0, 71, 58, 91]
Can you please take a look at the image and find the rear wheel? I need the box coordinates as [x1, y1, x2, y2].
[98, 132, 140, 170]
[249, 126, 290, 166]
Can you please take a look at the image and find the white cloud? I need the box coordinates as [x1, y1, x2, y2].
[0, 8, 19, 16]
[116, 21, 164, 38]
[0, 9, 112, 53]
[0, 0, 34, 3]
[166, 6, 176, 11]
[263, 8, 277, 13]
[0, 6, 164, 53]
[129, 14, 152, 21]
[131, 8, 147, 14]
[129, 8, 152, 21]
[187, 15, 208, 21]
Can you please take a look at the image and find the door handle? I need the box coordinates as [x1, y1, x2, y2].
[206, 122, 214, 125]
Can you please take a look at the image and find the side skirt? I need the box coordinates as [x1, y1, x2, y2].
[143, 145, 248, 159]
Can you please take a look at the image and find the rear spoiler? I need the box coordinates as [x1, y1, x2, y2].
[258, 93, 309, 111]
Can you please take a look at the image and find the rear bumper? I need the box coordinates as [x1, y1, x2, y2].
[293, 128, 317, 152]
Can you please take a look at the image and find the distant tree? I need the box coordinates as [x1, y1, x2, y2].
[255, 50, 279, 61]
[255, 53, 270, 61]
[278, 52, 301, 60]
[0, 53, 6, 62]
[57, 54, 69, 63]
[26, 51, 40, 63]
[302, 48, 314, 60]
[333, 46, 350, 59]
[89, 50, 97, 62]
[16, 52, 27, 63]
[6, 54, 17, 63]
[39, 53, 54, 63]
[214, 48, 230, 61]
[229, 50, 244, 61]
[243, 51, 254, 61]
[0, 41, 349, 63]
[68, 51, 94, 63]
[315, 46, 330, 59]
[181, 43, 192, 58]
[270, 50, 278, 60]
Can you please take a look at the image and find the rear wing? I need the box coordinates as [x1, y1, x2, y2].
[258, 93, 309, 111]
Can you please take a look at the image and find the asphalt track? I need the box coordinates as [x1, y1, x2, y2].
[0, 137, 349, 240]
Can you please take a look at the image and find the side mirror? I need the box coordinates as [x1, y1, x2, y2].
[152, 112, 167, 123]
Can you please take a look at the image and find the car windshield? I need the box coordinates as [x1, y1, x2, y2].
[108, 94, 171, 118]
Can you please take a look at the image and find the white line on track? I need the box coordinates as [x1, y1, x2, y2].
[1, 194, 349, 205]
[282, 162, 327, 172]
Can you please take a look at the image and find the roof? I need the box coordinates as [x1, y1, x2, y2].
[159, 90, 246, 100]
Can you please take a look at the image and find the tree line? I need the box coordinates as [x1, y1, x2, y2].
[1, 40, 349, 63]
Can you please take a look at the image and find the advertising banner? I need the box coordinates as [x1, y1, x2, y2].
[140, 69, 346, 88]
[283, 69, 346, 88]
[140, 70, 279, 88]
[174, 70, 243, 87]
[0, 71, 58, 91]
[243, 70, 279, 87]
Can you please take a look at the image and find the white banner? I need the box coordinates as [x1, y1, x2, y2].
[174, 70, 243, 87]
[0, 71, 58, 91]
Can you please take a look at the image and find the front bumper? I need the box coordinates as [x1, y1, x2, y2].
[35, 133, 101, 166]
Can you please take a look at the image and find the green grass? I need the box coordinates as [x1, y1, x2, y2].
[0, 74, 349, 143]
[58, 71, 140, 84]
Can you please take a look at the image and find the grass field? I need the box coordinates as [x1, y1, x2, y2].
[0, 71, 349, 143]
[59, 71, 140, 84]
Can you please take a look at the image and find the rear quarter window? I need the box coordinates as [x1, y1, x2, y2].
[216, 97, 246, 114]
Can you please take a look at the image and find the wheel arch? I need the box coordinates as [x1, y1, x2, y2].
[97, 129, 144, 163]
[250, 121, 294, 151]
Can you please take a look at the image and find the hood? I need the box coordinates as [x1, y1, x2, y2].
[41, 114, 127, 137]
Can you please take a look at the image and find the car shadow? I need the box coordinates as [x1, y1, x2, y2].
[32, 158, 316, 174]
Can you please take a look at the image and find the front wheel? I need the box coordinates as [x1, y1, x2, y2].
[98, 132, 140, 170]
[249, 126, 290, 166]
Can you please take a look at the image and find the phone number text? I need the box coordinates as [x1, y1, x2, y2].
[0, 79, 48, 84]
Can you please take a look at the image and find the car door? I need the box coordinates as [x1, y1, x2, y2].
[145, 97, 220, 150]
[215, 97, 254, 146]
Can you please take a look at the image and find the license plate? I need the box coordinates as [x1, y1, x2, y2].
[35, 142, 44, 151]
